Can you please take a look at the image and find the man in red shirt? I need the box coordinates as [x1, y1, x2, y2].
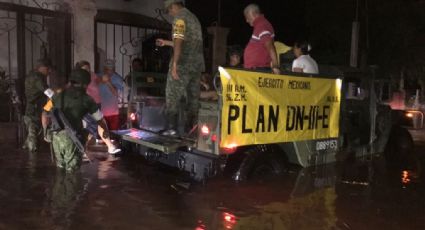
[243, 4, 280, 74]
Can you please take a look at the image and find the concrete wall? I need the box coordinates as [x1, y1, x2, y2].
[96, 0, 166, 19]
[66, 0, 97, 66]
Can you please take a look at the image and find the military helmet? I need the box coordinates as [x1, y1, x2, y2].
[164, 0, 185, 9]
[69, 69, 90, 86]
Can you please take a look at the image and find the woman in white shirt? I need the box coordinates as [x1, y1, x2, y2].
[292, 41, 319, 74]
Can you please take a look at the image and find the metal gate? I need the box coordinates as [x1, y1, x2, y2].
[95, 9, 171, 78]
[0, 2, 71, 119]
[0, 2, 71, 144]
[94, 9, 171, 109]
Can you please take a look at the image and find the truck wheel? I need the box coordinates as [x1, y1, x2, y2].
[384, 126, 415, 171]
[233, 145, 287, 181]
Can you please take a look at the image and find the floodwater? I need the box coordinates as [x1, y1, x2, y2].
[0, 133, 425, 229]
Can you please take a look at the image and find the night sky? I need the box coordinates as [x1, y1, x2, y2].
[187, 0, 308, 47]
[186, 0, 425, 79]
[185, 0, 358, 67]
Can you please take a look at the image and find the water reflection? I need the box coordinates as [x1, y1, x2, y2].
[1, 136, 424, 229]
[402, 170, 411, 185]
[44, 170, 88, 230]
[186, 154, 425, 230]
[27, 151, 37, 178]
[187, 168, 339, 229]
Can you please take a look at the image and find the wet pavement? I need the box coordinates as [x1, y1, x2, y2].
[0, 125, 425, 230]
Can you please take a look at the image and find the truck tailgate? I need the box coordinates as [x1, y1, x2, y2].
[113, 129, 195, 154]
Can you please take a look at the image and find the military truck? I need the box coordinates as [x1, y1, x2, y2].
[113, 67, 417, 181]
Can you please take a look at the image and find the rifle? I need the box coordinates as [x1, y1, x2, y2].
[51, 108, 85, 154]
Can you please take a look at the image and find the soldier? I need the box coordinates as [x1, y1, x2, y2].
[156, 0, 205, 136]
[23, 59, 53, 153]
[42, 69, 119, 171]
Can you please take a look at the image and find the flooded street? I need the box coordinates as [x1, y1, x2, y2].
[0, 130, 425, 230]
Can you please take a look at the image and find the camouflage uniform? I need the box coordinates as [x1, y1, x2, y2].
[166, 7, 205, 132]
[50, 88, 99, 171]
[46, 70, 100, 171]
[23, 71, 48, 152]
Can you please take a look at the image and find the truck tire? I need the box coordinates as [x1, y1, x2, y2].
[233, 145, 287, 181]
[384, 126, 415, 171]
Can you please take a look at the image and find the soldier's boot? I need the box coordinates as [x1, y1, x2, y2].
[23, 116, 38, 153]
[64, 152, 81, 172]
[184, 114, 198, 139]
[22, 139, 29, 150]
[23, 134, 38, 153]
[27, 140, 38, 153]
[162, 114, 178, 136]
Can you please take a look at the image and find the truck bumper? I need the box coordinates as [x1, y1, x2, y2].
[112, 129, 219, 181]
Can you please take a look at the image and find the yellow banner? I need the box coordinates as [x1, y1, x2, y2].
[220, 68, 341, 148]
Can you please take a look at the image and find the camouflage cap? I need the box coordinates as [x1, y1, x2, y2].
[164, 0, 184, 9]
[69, 69, 90, 85]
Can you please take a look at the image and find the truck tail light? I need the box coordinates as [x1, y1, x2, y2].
[211, 134, 217, 142]
[201, 124, 210, 136]
[221, 143, 238, 154]
[130, 112, 137, 121]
